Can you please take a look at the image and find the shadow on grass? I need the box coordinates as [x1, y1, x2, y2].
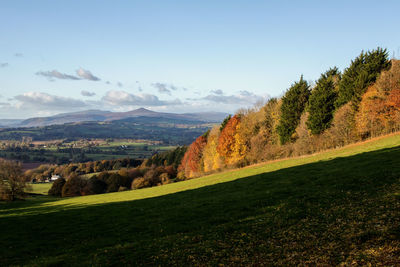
[0, 146, 399, 265]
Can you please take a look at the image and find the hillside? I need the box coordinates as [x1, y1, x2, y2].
[1, 108, 228, 128]
[1, 133, 399, 265]
[0, 118, 212, 144]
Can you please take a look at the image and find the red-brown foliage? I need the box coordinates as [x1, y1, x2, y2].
[178, 135, 207, 178]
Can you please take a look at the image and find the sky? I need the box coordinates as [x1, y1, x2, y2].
[1, 0, 400, 119]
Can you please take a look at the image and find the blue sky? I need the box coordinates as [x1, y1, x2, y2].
[1, 0, 399, 119]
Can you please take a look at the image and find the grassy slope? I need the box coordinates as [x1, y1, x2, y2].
[1, 134, 400, 265]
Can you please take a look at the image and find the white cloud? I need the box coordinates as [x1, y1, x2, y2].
[102, 90, 181, 106]
[76, 68, 100, 81]
[14, 92, 87, 110]
[81, 90, 96, 97]
[201, 90, 267, 105]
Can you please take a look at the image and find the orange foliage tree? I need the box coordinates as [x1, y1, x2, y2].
[178, 135, 207, 178]
[356, 59, 400, 137]
[216, 115, 246, 165]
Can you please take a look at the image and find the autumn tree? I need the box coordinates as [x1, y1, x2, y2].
[202, 126, 223, 172]
[216, 115, 243, 165]
[0, 160, 28, 201]
[335, 47, 391, 109]
[355, 59, 400, 137]
[61, 174, 87, 197]
[178, 134, 208, 178]
[48, 177, 66, 197]
[277, 76, 311, 144]
[307, 67, 340, 135]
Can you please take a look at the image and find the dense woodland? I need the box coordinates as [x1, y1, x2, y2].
[178, 48, 400, 178]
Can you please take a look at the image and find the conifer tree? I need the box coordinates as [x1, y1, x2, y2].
[277, 76, 310, 144]
[307, 67, 340, 135]
[335, 47, 390, 109]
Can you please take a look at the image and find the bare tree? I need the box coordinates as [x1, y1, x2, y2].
[0, 160, 27, 201]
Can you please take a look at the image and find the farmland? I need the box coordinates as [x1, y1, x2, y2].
[0, 138, 177, 165]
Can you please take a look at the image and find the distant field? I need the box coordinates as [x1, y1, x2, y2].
[26, 183, 52, 195]
[0, 133, 399, 265]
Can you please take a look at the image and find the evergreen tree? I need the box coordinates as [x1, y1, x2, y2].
[307, 67, 340, 135]
[335, 47, 390, 109]
[277, 76, 311, 144]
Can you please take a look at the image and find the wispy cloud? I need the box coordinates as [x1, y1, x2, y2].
[0, 63, 9, 68]
[210, 89, 223, 95]
[36, 70, 80, 80]
[81, 90, 96, 97]
[76, 68, 100, 81]
[151, 83, 172, 95]
[14, 53, 23, 57]
[36, 68, 101, 81]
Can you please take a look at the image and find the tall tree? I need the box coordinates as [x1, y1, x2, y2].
[178, 135, 207, 178]
[277, 76, 311, 144]
[217, 115, 241, 163]
[307, 67, 340, 135]
[0, 160, 27, 201]
[335, 47, 391, 109]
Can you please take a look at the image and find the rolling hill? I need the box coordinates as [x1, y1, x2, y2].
[1, 133, 399, 265]
[1, 108, 228, 128]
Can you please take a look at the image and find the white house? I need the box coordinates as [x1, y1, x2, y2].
[50, 174, 61, 181]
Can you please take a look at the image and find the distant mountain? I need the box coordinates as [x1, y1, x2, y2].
[9, 108, 228, 128]
[0, 119, 24, 128]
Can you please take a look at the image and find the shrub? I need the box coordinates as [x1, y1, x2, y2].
[48, 178, 66, 197]
[131, 177, 150, 190]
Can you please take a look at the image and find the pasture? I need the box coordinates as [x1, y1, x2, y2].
[1, 133, 399, 265]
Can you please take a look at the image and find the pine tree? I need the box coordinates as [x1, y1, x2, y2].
[307, 67, 340, 135]
[277, 76, 310, 144]
[335, 47, 390, 110]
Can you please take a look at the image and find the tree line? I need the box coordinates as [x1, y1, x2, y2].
[178, 48, 400, 178]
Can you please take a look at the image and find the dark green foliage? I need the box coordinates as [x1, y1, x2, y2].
[307, 67, 340, 135]
[277, 76, 311, 144]
[220, 115, 232, 131]
[335, 47, 390, 109]
[61, 174, 87, 197]
[104, 173, 133, 193]
[81, 177, 107, 195]
[48, 178, 66, 197]
[145, 146, 187, 169]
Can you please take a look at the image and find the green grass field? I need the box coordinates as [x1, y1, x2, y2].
[1, 134, 400, 265]
[26, 183, 52, 195]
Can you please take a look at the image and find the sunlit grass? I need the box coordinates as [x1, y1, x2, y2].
[1, 133, 399, 266]
[10, 133, 400, 216]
